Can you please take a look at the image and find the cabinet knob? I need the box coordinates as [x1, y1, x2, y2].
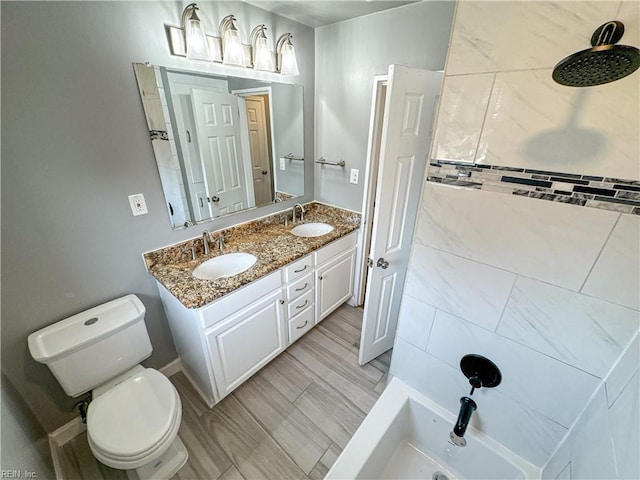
[319, 276, 323, 280]
[279, 299, 285, 305]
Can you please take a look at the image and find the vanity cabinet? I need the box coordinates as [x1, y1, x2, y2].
[157, 231, 358, 407]
[205, 288, 285, 398]
[158, 270, 283, 406]
[314, 233, 357, 322]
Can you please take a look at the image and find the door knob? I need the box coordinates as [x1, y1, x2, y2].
[262, 170, 268, 175]
[210, 196, 220, 203]
[376, 257, 389, 269]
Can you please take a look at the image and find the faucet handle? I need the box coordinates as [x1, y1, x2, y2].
[182, 246, 196, 260]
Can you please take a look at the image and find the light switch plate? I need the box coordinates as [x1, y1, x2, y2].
[280, 158, 286, 170]
[128, 194, 148, 216]
[350, 168, 360, 185]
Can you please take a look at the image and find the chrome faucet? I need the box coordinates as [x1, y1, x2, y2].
[293, 203, 306, 224]
[202, 231, 211, 255]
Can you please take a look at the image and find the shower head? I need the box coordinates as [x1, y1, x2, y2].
[552, 21, 640, 87]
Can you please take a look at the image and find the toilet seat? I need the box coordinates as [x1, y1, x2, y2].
[87, 368, 182, 469]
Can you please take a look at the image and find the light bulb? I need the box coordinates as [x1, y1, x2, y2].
[183, 5, 211, 62]
[280, 41, 299, 76]
[222, 25, 244, 66]
[253, 35, 274, 71]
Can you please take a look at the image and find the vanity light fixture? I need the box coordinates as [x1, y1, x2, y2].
[250, 25, 275, 72]
[276, 33, 300, 76]
[182, 3, 212, 62]
[168, 7, 295, 75]
[220, 15, 245, 67]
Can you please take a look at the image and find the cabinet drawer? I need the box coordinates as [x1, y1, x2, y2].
[314, 232, 357, 265]
[199, 271, 281, 329]
[286, 273, 313, 301]
[283, 255, 314, 282]
[288, 306, 314, 344]
[287, 290, 313, 319]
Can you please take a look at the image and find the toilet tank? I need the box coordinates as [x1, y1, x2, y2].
[28, 294, 153, 397]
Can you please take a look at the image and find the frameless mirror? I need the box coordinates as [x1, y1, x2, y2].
[133, 63, 304, 229]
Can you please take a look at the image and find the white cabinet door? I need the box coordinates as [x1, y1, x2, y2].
[316, 249, 356, 323]
[206, 289, 285, 399]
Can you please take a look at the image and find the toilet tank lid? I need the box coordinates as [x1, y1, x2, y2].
[28, 294, 146, 363]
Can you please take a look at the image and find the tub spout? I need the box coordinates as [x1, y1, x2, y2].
[454, 396, 477, 437]
[449, 396, 476, 446]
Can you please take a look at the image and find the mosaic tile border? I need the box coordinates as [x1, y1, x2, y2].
[427, 160, 640, 216]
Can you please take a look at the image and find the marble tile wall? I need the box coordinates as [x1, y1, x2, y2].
[389, 183, 640, 469]
[542, 335, 639, 479]
[390, 0, 639, 472]
[432, 0, 640, 180]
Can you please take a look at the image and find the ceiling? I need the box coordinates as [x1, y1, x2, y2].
[245, 1, 418, 28]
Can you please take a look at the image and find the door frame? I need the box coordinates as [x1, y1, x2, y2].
[354, 75, 388, 307]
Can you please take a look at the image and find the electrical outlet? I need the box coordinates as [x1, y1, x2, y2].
[280, 157, 286, 171]
[350, 168, 359, 185]
[128, 194, 148, 216]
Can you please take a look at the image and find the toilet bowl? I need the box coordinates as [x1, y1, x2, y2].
[28, 295, 188, 479]
[87, 367, 187, 479]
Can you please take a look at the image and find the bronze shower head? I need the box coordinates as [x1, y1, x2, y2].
[552, 21, 640, 87]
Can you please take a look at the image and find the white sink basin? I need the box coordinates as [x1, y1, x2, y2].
[291, 222, 334, 237]
[192, 253, 257, 280]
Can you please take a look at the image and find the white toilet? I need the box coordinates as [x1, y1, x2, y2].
[28, 294, 188, 479]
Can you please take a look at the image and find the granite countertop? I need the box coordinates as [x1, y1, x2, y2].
[144, 202, 361, 309]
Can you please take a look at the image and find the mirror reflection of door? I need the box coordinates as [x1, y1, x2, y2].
[190, 89, 252, 216]
[138, 64, 305, 229]
[244, 95, 274, 205]
[174, 93, 211, 221]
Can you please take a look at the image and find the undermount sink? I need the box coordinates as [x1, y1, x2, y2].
[192, 253, 257, 280]
[291, 222, 335, 237]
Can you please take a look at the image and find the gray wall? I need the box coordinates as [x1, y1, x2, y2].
[1, 374, 55, 479]
[314, 1, 455, 211]
[1, 1, 314, 433]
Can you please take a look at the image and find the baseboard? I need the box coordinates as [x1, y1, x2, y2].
[48, 435, 65, 480]
[159, 358, 183, 378]
[49, 415, 86, 448]
[49, 417, 86, 480]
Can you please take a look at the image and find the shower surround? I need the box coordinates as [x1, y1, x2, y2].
[389, 1, 639, 478]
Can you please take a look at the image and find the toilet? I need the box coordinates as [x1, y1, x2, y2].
[28, 294, 188, 479]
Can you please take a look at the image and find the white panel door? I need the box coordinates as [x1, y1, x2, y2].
[359, 65, 442, 365]
[191, 89, 248, 216]
[245, 96, 274, 205]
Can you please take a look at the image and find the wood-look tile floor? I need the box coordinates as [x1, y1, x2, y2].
[60, 305, 391, 480]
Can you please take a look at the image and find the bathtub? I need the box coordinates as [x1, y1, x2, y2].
[326, 378, 539, 480]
